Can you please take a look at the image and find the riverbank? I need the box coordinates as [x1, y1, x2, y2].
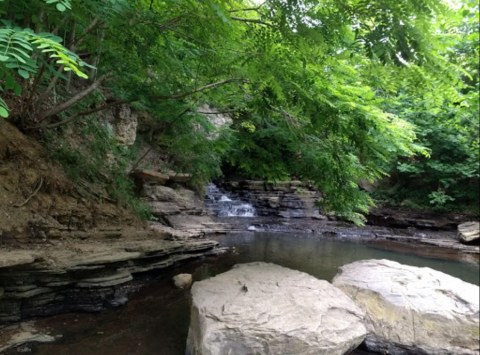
[1, 216, 479, 353]
[2, 230, 478, 355]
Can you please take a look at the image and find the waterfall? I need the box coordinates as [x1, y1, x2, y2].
[205, 183, 256, 217]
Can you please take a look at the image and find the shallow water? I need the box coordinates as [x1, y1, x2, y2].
[24, 232, 480, 355]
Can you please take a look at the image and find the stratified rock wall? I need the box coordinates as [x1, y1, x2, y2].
[216, 180, 323, 219]
[0, 236, 218, 324]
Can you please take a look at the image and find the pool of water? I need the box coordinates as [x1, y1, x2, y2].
[23, 232, 480, 355]
[206, 232, 479, 285]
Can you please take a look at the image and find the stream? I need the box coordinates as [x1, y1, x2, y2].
[18, 231, 479, 355]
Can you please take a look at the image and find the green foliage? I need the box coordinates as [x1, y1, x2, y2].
[44, 0, 72, 12]
[373, 0, 479, 212]
[0, 0, 90, 118]
[379, 93, 479, 210]
[1, 0, 477, 222]
[45, 118, 151, 219]
[0, 26, 89, 79]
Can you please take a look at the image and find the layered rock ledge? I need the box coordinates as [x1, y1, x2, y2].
[0, 229, 218, 324]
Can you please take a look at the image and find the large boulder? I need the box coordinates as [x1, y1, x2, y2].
[186, 262, 367, 355]
[458, 221, 480, 244]
[332, 259, 480, 355]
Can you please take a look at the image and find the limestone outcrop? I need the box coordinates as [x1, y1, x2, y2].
[186, 262, 367, 355]
[458, 221, 480, 244]
[215, 180, 323, 219]
[332, 259, 480, 355]
[135, 170, 229, 234]
[0, 234, 218, 324]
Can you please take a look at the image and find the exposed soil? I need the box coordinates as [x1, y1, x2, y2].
[0, 120, 145, 249]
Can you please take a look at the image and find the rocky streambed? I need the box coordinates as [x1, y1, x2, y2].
[1, 175, 478, 353]
[0, 231, 218, 324]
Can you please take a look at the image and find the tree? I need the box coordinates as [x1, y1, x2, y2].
[1, 0, 476, 221]
[376, 0, 479, 211]
[0, 0, 90, 119]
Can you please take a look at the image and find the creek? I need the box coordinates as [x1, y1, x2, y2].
[19, 230, 479, 355]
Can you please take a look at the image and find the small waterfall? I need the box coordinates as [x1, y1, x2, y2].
[205, 183, 256, 217]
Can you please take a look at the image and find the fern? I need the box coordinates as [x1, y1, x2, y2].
[0, 25, 91, 117]
[0, 26, 89, 79]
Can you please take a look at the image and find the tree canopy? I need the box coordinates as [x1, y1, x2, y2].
[1, 0, 478, 222]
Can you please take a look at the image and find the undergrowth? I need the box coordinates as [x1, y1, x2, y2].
[41, 117, 151, 219]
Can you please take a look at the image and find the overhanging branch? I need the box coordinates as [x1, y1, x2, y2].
[150, 78, 249, 100]
[230, 16, 272, 27]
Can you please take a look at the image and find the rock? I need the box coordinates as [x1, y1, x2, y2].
[458, 221, 480, 244]
[332, 259, 480, 355]
[133, 170, 169, 185]
[186, 262, 367, 355]
[168, 173, 192, 183]
[0, 321, 55, 353]
[113, 104, 138, 146]
[0, 238, 219, 324]
[212, 180, 323, 219]
[0, 251, 37, 268]
[172, 273, 193, 289]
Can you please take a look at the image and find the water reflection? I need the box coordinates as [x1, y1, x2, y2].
[208, 232, 479, 285]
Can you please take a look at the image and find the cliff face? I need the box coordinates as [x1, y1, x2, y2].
[216, 180, 324, 219]
[0, 120, 220, 328]
[0, 120, 141, 246]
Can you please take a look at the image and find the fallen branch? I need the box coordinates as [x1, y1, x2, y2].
[13, 177, 43, 208]
[128, 147, 153, 175]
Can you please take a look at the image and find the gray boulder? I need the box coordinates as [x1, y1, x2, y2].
[186, 262, 366, 355]
[333, 259, 480, 355]
[458, 221, 479, 244]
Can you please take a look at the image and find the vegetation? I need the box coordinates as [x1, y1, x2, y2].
[0, 0, 478, 222]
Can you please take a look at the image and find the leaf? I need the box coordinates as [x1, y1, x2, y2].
[0, 106, 8, 118]
[56, 3, 66, 12]
[0, 55, 8, 61]
[13, 83, 22, 96]
[17, 69, 29, 79]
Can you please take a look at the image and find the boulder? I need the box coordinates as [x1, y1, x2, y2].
[172, 273, 193, 289]
[458, 221, 480, 244]
[186, 262, 367, 355]
[332, 259, 480, 355]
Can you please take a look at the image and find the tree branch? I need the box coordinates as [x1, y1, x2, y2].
[13, 177, 43, 208]
[28, 98, 130, 130]
[197, 109, 240, 115]
[36, 65, 64, 106]
[74, 17, 102, 49]
[38, 73, 111, 121]
[151, 78, 249, 100]
[230, 17, 272, 27]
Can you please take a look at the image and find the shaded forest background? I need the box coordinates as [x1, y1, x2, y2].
[0, 0, 478, 223]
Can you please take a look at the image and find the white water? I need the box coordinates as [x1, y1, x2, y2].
[205, 183, 256, 217]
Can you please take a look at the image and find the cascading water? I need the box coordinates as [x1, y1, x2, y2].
[205, 183, 256, 217]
